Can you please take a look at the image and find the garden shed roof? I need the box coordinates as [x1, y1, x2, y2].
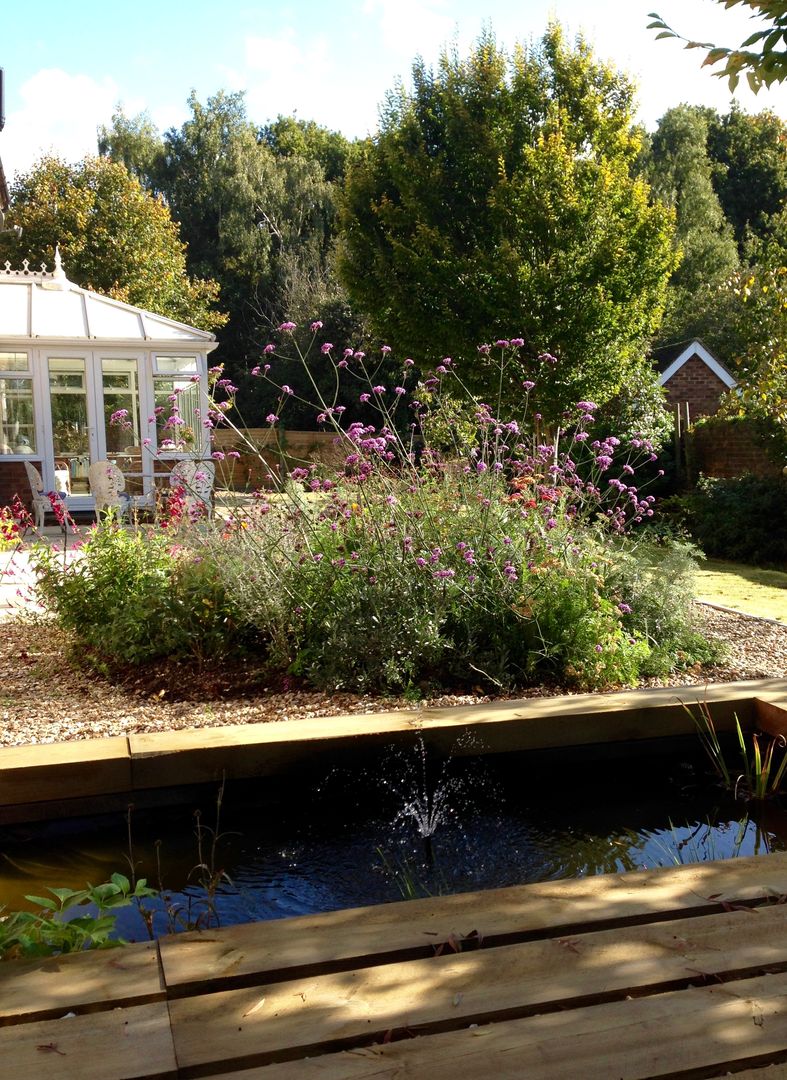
[0, 251, 217, 348]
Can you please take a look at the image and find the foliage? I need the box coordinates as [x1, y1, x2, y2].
[197, 332, 719, 695]
[674, 473, 787, 566]
[648, 3, 787, 93]
[0, 874, 157, 961]
[32, 522, 244, 668]
[0, 155, 225, 331]
[716, 261, 787, 427]
[338, 26, 677, 420]
[645, 105, 739, 347]
[260, 115, 358, 183]
[689, 700, 787, 801]
[706, 105, 787, 254]
[99, 93, 356, 422]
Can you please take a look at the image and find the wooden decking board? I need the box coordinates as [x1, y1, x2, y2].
[166, 904, 787, 1076]
[226, 971, 787, 1080]
[0, 939, 164, 1026]
[159, 853, 787, 997]
[0, 1000, 178, 1080]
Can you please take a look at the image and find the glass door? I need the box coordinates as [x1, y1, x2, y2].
[47, 356, 93, 496]
[97, 357, 146, 498]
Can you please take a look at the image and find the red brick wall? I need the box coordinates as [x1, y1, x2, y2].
[690, 421, 784, 479]
[663, 355, 729, 419]
[0, 459, 40, 514]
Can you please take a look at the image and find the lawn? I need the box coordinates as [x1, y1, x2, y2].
[694, 559, 787, 622]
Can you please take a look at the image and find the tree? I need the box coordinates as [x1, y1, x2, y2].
[706, 105, 787, 253]
[644, 106, 739, 350]
[97, 108, 166, 195]
[0, 155, 225, 331]
[338, 27, 677, 419]
[260, 116, 358, 183]
[648, 2, 787, 92]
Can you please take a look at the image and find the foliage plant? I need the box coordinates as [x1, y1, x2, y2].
[673, 473, 787, 567]
[32, 518, 243, 668]
[687, 699, 787, 801]
[0, 874, 157, 961]
[193, 325, 720, 694]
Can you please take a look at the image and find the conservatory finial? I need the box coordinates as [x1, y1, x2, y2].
[42, 244, 69, 290]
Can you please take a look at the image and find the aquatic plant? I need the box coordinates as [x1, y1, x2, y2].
[687, 699, 787, 801]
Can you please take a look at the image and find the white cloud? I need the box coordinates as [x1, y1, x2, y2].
[1, 68, 125, 180]
[361, 0, 456, 61]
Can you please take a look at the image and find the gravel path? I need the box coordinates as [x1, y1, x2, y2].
[1, 604, 785, 748]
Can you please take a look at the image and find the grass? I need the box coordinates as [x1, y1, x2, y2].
[694, 559, 787, 623]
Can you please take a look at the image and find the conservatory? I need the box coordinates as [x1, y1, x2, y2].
[0, 252, 218, 513]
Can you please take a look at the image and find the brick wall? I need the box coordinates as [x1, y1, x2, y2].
[690, 420, 784, 480]
[0, 459, 40, 514]
[212, 429, 346, 490]
[662, 354, 729, 419]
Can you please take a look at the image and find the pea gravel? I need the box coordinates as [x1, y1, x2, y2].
[0, 604, 784, 748]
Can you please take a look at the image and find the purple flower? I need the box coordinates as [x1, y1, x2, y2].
[266, 414, 279, 424]
[618, 603, 632, 614]
[381, 344, 392, 354]
[360, 393, 371, 403]
[495, 339, 510, 348]
[404, 358, 414, 367]
[263, 344, 275, 355]
[310, 320, 323, 331]
[278, 321, 296, 332]
[522, 380, 535, 391]
[321, 342, 334, 354]
[510, 338, 524, 347]
[211, 451, 226, 460]
[281, 385, 294, 395]
[576, 401, 597, 412]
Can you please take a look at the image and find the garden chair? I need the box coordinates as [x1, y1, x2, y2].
[169, 459, 215, 521]
[23, 460, 53, 530]
[88, 460, 130, 517]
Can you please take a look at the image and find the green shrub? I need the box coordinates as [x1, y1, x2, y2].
[33, 522, 244, 668]
[676, 475, 787, 567]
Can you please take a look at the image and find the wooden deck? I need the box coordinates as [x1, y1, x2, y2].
[5, 853, 787, 1078]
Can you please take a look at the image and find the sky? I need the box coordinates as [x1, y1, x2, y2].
[3, 0, 787, 180]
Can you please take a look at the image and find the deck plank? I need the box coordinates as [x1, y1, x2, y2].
[229, 970, 787, 1080]
[0, 941, 163, 1026]
[0, 1001, 177, 1080]
[167, 903, 787, 1074]
[160, 852, 787, 995]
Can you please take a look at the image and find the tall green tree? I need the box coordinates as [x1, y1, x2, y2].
[338, 27, 677, 418]
[0, 155, 225, 331]
[645, 106, 739, 350]
[706, 105, 787, 253]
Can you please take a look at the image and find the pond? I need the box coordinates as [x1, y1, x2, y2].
[1, 736, 783, 942]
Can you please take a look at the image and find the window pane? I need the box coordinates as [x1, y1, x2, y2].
[0, 352, 29, 372]
[0, 376, 35, 454]
[153, 376, 202, 452]
[155, 355, 198, 374]
[49, 358, 89, 458]
[102, 358, 141, 455]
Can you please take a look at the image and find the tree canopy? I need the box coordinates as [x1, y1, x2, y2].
[338, 26, 677, 419]
[0, 155, 225, 331]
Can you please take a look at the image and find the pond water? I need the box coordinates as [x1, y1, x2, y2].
[1, 737, 784, 941]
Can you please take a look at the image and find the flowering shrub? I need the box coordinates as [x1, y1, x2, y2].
[0, 505, 20, 551]
[195, 328, 720, 692]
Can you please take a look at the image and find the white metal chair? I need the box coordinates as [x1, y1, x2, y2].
[169, 460, 215, 520]
[88, 460, 129, 516]
[23, 461, 51, 529]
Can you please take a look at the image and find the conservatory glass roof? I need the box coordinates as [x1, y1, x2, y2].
[0, 253, 216, 346]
